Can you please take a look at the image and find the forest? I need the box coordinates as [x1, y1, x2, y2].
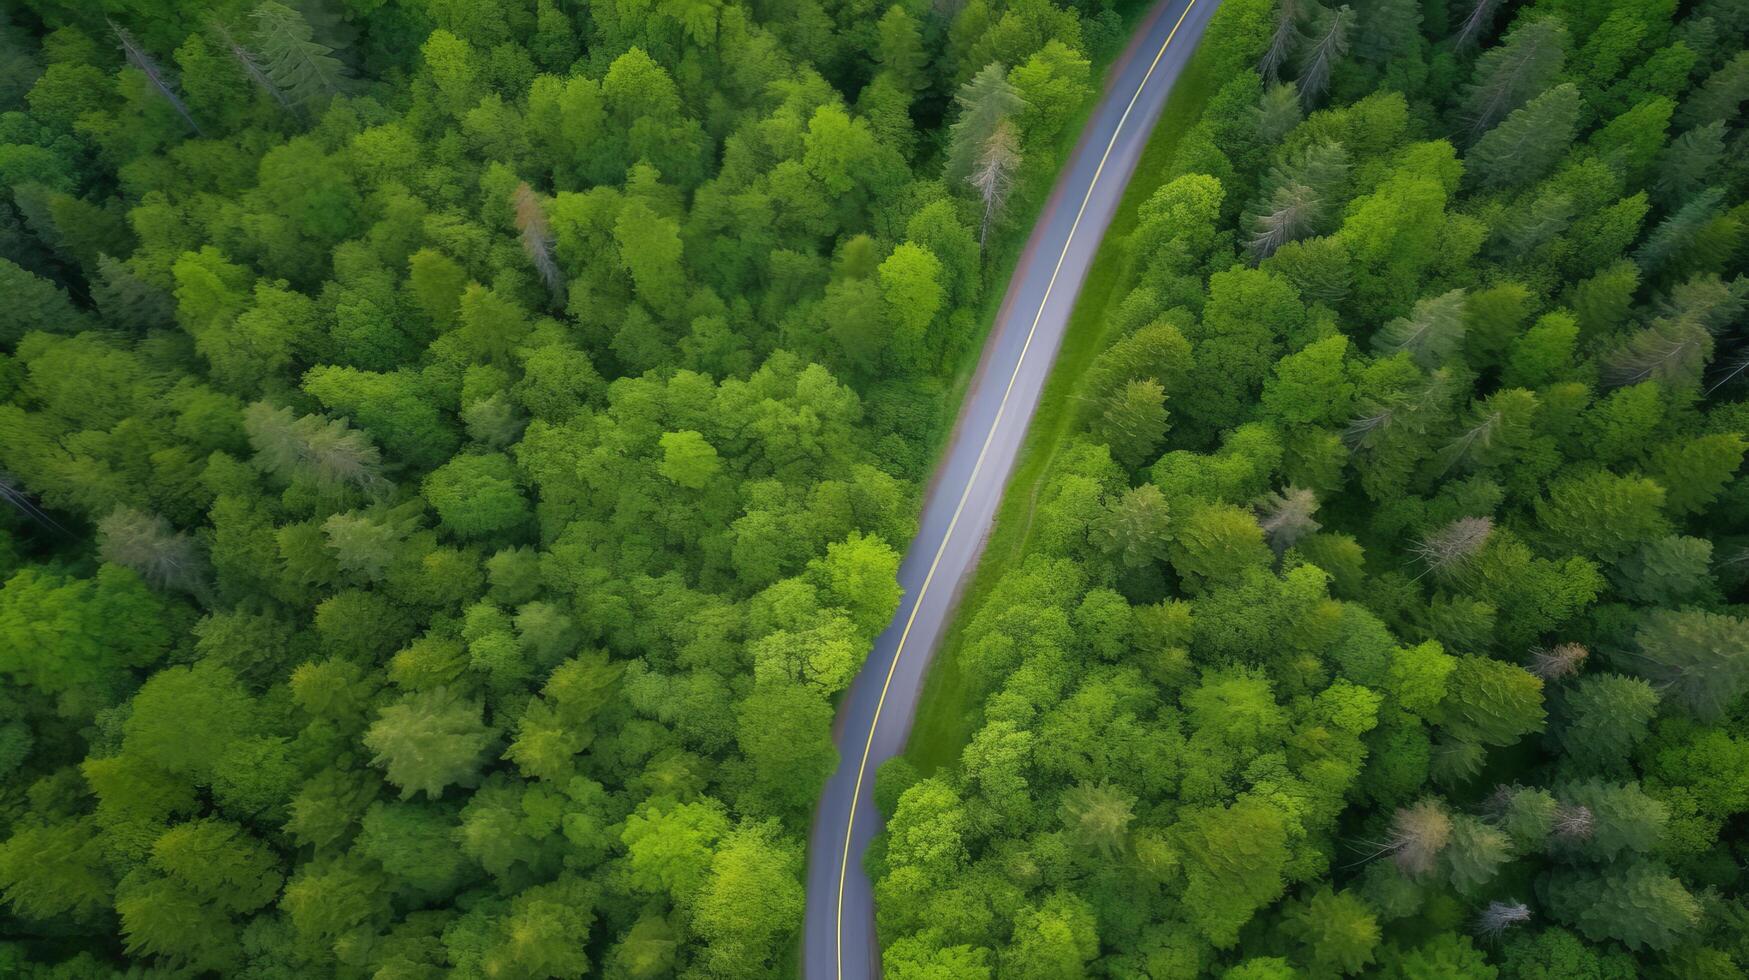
[3, 0, 1748, 975]
[0, 0, 1120, 975]
[867, 0, 1749, 976]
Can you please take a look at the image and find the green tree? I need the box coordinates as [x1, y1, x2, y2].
[1173, 799, 1291, 947]
[1092, 378, 1169, 470]
[251, 1, 349, 109]
[423, 454, 530, 539]
[1628, 609, 1749, 721]
[692, 822, 804, 976]
[1284, 888, 1380, 975]
[363, 687, 496, 799]
[1556, 674, 1659, 772]
[1466, 83, 1581, 191]
[1544, 863, 1699, 952]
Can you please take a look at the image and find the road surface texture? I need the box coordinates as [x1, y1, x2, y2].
[802, 0, 1222, 975]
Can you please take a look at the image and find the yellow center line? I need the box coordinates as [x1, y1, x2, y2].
[832, 2, 1200, 976]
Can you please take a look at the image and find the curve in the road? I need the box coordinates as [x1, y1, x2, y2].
[803, 1, 1222, 976]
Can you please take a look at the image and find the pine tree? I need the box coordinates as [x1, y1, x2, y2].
[1653, 121, 1725, 207]
[242, 402, 388, 494]
[1555, 674, 1658, 772]
[1247, 181, 1322, 261]
[251, 1, 350, 110]
[1489, 188, 1575, 261]
[98, 507, 211, 600]
[947, 62, 1025, 181]
[1676, 50, 1749, 130]
[1545, 863, 1699, 952]
[1255, 83, 1303, 143]
[1372, 289, 1468, 368]
[1459, 19, 1568, 138]
[211, 19, 294, 111]
[1625, 608, 1749, 721]
[1354, 0, 1420, 65]
[91, 254, 175, 330]
[1443, 815, 1511, 894]
[363, 687, 496, 799]
[1466, 83, 1581, 191]
[1284, 888, 1380, 974]
[1632, 186, 1726, 277]
[876, 6, 928, 94]
[1095, 483, 1173, 569]
[1602, 313, 1712, 389]
[1246, 141, 1349, 260]
[1059, 782, 1135, 857]
[1092, 377, 1168, 470]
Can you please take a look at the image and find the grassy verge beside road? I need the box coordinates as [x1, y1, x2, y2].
[906, 36, 1219, 775]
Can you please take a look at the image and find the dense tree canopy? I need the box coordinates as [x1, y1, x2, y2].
[871, 0, 1749, 974]
[0, 0, 1117, 973]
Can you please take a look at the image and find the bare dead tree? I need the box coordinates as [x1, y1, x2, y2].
[1256, 486, 1322, 555]
[1552, 802, 1594, 843]
[1476, 900, 1532, 939]
[1412, 516, 1494, 578]
[1385, 800, 1452, 877]
[968, 119, 1021, 251]
[111, 21, 201, 135]
[0, 474, 72, 536]
[513, 182, 564, 303]
[1529, 642, 1589, 681]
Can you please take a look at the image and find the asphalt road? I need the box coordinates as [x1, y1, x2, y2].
[801, 0, 1222, 975]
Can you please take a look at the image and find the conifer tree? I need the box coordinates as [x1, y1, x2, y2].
[98, 507, 211, 600]
[210, 20, 294, 111]
[1459, 19, 1568, 138]
[1626, 609, 1749, 721]
[1092, 378, 1169, 470]
[1676, 50, 1749, 129]
[1254, 83, 1303, 143]
[1545, 863, 1699, 952]
[251, 1, 350, 110]
[1372, 289, 1467, 368]
[947, 63, 1025, 181]
[1555, 674, 1658, 772]
[1466, 83, 1581, 191]
[1653, 121, 1726, 207]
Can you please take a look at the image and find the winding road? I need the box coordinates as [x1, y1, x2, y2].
[802, 0, 1222, 975]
